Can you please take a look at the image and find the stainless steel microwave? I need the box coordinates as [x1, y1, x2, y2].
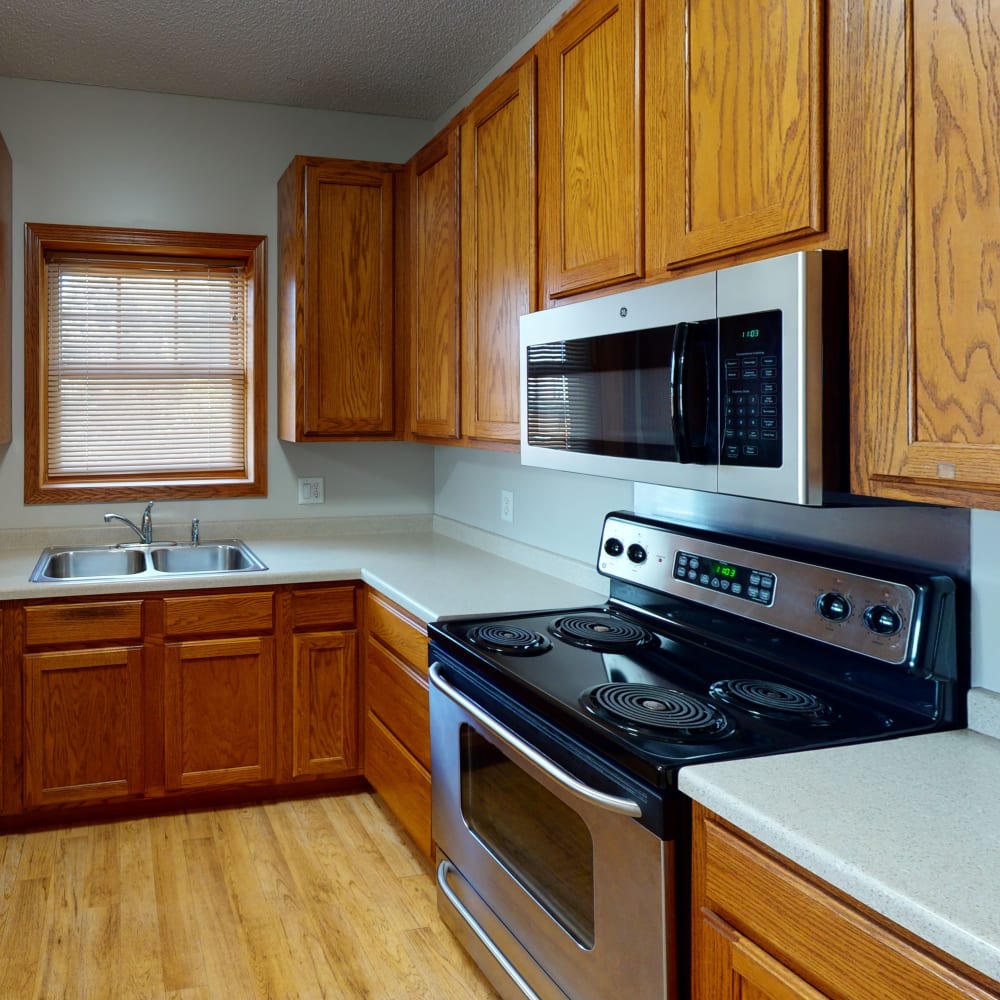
[519, 250, 847, 505]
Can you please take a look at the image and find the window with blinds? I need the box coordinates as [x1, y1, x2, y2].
[24, 224, 267, 503]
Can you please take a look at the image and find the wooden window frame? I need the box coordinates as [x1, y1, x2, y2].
[24, 223, 267, 504]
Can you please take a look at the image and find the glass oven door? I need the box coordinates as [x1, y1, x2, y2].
[429, 658, 678, 1000]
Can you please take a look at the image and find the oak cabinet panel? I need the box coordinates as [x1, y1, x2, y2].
[363, 589, 431, 857]
[539, 0, 642, 299]
[291, 630, 360, 777]
[853, 0, 1000, 507]
[460, 58, 537, 445]
[648, 0, 825, 271]
[692, 804, 1000, 1000]
[408, 128, 462, 441]
[278, 156, 397, 441]
[23, 646, 144, 807]
[164, 636, 276, 790]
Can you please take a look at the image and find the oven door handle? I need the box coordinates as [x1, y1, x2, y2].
[437, 859, 545, 1000]
[429, 661, 643, 818]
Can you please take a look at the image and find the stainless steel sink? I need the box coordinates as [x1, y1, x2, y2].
[149, 542, 266, 574]
[35, 547, 148, 580]
[30, 540, 267, 582]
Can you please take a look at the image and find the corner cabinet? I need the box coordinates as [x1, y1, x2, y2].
[277, 156, 398, 441]
[853, 0, 1000, 509]
[539, 0, 643, 300]
[692, 804, 1000, 1000]
[459, 57, 537, 446]
[646, 0, 825, 272]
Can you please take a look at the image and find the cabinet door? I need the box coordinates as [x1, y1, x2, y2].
[409, 129, 461, 440]
[164, 637, 275, 790]
[855, 0, 1000, 506]
[695, 910, 829, 1000]
[460, 58, 537, 444]
[291, 630, 360, 777]
[278, 157, 396, 440]
[649, 0, 825, 270]
[539, 0, 642, 299]
[23, 646, 144, 807]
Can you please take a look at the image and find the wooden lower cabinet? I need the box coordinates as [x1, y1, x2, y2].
[23, 645, 144, 807]
[164, 636, 276, 790]
[363, 589, 431, 857]
[692, 804, 1000, 1000]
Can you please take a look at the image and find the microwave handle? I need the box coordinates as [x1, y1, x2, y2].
[670, 322, 695, 463]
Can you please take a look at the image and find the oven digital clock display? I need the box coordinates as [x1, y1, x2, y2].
[673, 551, 776, 605]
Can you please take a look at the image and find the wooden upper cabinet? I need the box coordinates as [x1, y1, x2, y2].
[460, 58, 537, 445]
[278, 156, 397, 441]
[852, 0, 1000, 508]
[649, 0, 825, 271]
[408, 128, 462, 441]
[539, 0, 643, 300]
[0, 130, 10, 445]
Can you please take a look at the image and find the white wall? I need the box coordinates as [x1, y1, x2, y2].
[0, 76, 437, 530]
[970, 510, 1000, 691]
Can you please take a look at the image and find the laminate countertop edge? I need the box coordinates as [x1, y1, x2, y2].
[679, 687, 1000, 984]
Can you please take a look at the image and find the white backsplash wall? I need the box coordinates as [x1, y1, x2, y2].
[0, 76, 437, 530]
[434, 448, 632, 566]
[971, 509, 1000, 692]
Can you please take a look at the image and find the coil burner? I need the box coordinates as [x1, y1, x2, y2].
[582, 683, 731, 741]
[551, 614, 659, 653]
[465, 624, 552, 657]
[710, 678, 832, 723]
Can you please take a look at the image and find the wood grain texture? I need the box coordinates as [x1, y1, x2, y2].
[24, 600, 143, 648]
[162, 590, 274, 638]
[652, 0, 825, 271]
[23, 646, 144, 807]
[289, 584, 356, 631]
[409, 128, 462, 440]
[0, 793, 500, 999]
[366, 638, 430, 770]
[163, 637, 276, 790]
[277, 156, 398, 441]
[365, 713, 432, 859]
[691, 804, 1000, 1000]
[0, 130, 10, 444]
[290, 630, 361, 777]
[366, 588, 428, 675]
[540, 0, 643, 299]
[460, 57, 537, 444]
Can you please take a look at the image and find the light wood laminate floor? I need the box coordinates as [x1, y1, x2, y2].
[0, 792, 502, 999]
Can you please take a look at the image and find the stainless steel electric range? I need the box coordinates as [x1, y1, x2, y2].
[428, 512, 964, 1000]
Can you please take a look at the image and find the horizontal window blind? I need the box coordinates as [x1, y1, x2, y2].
[46, 256, 249, 479]
[525, 340, 600, 450]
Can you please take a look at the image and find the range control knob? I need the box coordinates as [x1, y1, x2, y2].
[604, 537, 624, 557]
[816, 592, 851, 622]
[627, 543, 648, 564]
[863, 604, 903, 636]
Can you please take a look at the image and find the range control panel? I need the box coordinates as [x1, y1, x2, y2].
[598, 515, 919, 665]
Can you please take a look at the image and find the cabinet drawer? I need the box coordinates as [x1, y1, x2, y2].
[163, 591, 274, 637]
[366, 590, 427, 673]
[365, 711, 431, 859]
[366, 639, 429, 769]
[702, 815, 998, 1000]
[24, 601, 143, 648]
[291, 585, 356, 630]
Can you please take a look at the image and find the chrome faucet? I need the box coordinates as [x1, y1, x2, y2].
[104, 500, 154, 544]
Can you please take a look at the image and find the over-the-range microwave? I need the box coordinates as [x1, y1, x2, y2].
[519, 249, 847, 506]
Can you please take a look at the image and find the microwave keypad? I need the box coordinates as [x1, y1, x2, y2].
[720, 310, 782, 467]
[673, 551, 776, 605]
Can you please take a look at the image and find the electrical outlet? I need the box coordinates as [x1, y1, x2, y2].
[297, 477, 324, 504]
[501, 489, 514, 523]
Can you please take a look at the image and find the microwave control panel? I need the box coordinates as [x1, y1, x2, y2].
[719, 309, 782, 467]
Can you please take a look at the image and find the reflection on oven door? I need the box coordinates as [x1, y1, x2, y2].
[430, 661, 675, 1000]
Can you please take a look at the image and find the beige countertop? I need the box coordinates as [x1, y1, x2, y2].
[679, 687, 1000, 985]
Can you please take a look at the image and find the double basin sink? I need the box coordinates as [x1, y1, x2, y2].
[30, 540, 267, 583]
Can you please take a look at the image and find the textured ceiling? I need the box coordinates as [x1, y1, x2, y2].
[0, 0, 564, 120]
